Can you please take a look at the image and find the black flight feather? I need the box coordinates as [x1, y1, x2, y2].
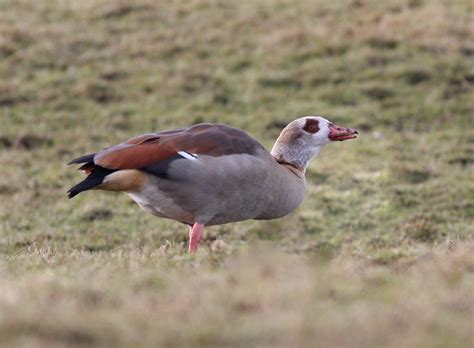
[67, 153, 96, 165]
[67, 165, 116, 199]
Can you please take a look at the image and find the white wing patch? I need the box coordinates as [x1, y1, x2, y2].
[177, 151, 198, 161]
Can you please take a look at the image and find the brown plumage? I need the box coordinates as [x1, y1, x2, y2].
[93, 123, 263, 170]
[68, 116, 358, 253]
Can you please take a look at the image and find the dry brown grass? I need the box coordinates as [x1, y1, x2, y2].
[1, 243, 473, 347]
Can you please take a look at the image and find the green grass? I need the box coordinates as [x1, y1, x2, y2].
[0, 0, 473, 347]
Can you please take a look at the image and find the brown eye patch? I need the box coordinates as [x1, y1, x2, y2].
[303, 118, 319, 133]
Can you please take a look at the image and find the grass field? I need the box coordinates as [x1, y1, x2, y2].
[1, 0, 473, 347]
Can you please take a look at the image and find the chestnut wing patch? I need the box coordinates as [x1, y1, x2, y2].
[93, 124, 264, 175]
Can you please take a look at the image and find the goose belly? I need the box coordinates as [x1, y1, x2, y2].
[126, 185, 194, 224]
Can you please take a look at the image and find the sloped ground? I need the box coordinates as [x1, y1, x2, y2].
[0, 0, 472, 347]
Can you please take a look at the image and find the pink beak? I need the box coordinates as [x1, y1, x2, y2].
[328, 123, 359, 141]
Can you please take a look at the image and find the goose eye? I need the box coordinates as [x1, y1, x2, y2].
[303, 119, 320, 134]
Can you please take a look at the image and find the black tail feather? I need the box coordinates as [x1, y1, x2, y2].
[68, 153, 96, 165]
[67, 165, 116, 199]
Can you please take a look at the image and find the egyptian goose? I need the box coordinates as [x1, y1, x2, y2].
[68, 116, 358, 253]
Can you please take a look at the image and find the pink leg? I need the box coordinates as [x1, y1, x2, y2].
[188, 223, 204, 253]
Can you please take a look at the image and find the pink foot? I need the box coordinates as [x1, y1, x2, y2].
[188, 223, 204, 253]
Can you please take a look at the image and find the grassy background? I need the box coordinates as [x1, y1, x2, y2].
[0, 0, 473, 347]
